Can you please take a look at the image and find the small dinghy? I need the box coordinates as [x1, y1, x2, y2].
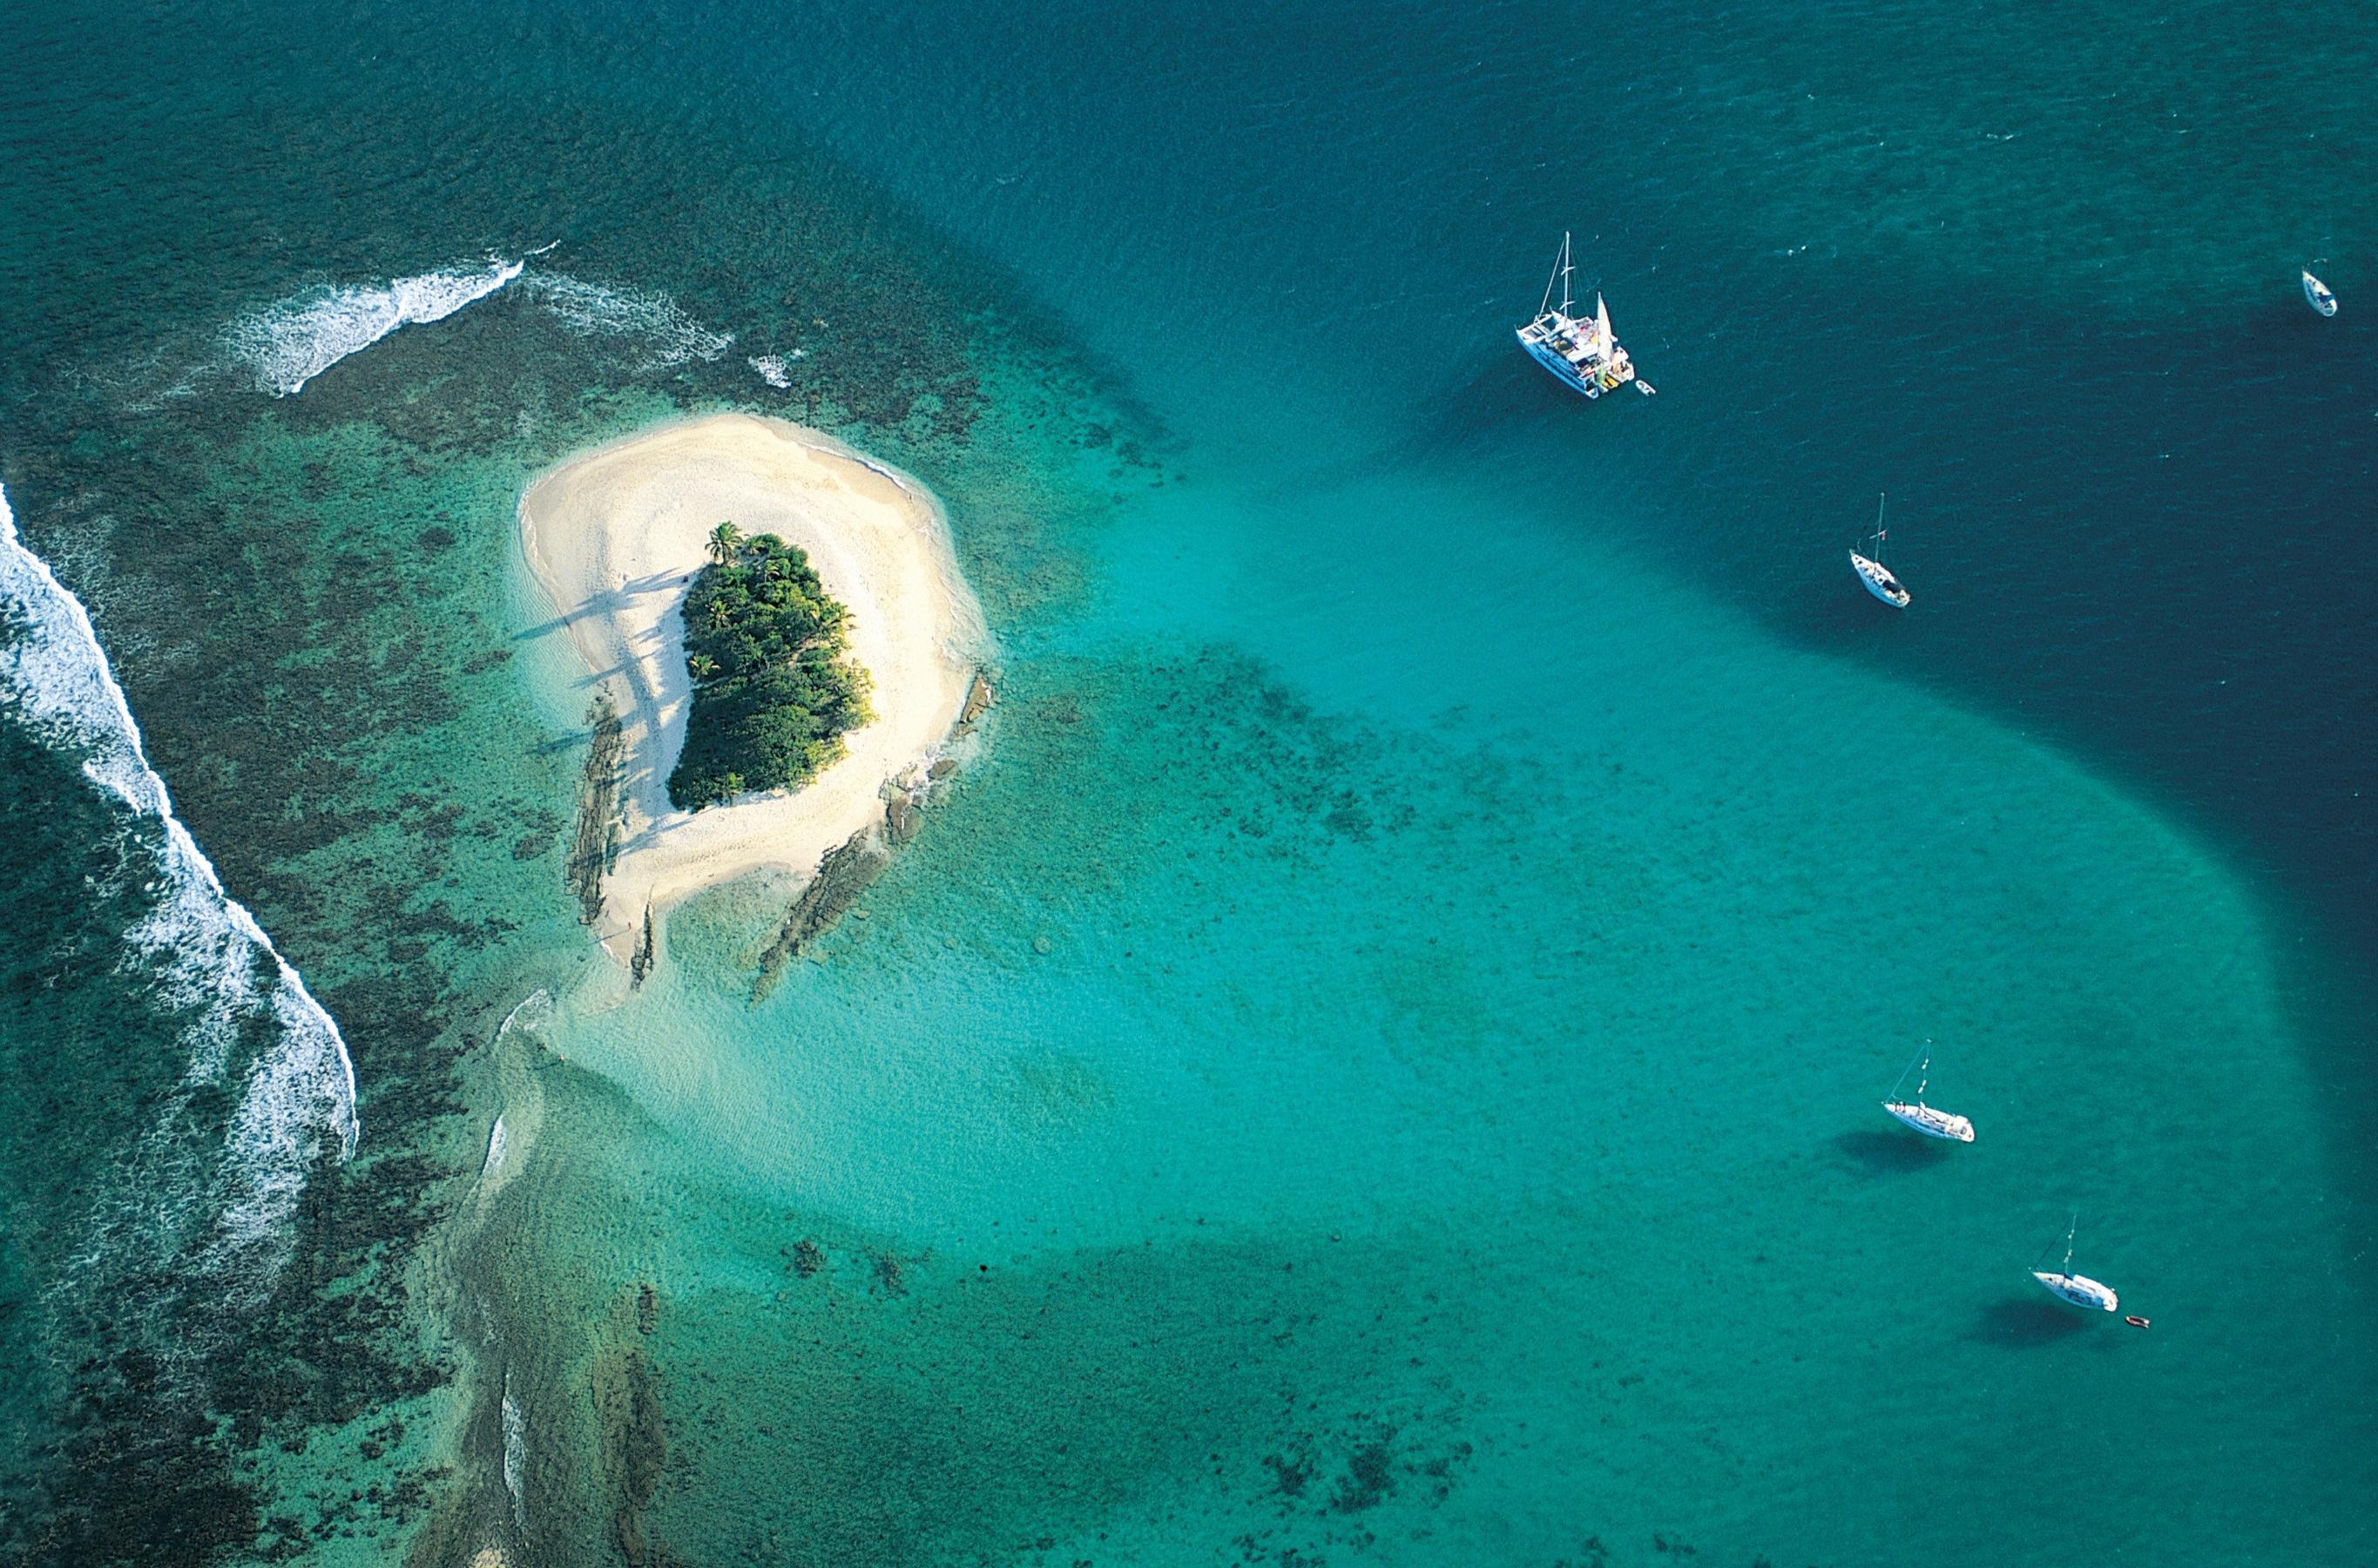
[1849, 492, 1910, 608]
[2303, 269, 2338, 317]
[2031, 1215, 2119, 1312]
[1881, 1044, 1975, 1142]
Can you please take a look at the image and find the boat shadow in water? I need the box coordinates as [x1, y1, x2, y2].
[1831, 1129, 1952, 1173]
[1969, 1297, 2094, 1348]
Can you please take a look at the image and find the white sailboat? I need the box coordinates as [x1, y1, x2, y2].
[2302, 268, 2338, 317]
[1849, 492, 1910, 608]
[2030, 1215, 2119, 1312]
[1517, 233, 1653, 399]
[1881, 1044, 1975, 1142]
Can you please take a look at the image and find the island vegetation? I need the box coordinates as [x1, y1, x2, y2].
[666, 521, 873, 810]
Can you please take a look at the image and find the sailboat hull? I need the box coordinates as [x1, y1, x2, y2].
[1850, 551, 1910, 608]
[2033, 1270, 2119, 1311]
[2304, 271, 2338, 317]
[1882, 1101, 1975, 1141]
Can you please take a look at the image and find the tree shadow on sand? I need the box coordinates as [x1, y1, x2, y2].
[1832, 1128, 1952, 1173]
[1969, 1297, 2093, 1348]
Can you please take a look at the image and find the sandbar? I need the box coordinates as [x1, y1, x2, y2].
[519, 413, 985, 960]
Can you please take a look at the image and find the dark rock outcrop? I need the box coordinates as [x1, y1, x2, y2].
[628, 903, 656, 989]
[751, 828, 892, 1000]
[566, 697, 626, 925]
[956, 670, 995, 730]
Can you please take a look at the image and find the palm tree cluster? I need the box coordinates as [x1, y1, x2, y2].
[669, 528, 874, 809]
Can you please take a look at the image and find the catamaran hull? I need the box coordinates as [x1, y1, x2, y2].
[1518, 333, 1606, 398]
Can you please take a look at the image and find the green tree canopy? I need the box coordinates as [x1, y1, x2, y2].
[668, 533, 872, 810]
[706, 519, 746, 567]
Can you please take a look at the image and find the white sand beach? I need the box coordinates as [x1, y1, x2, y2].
[519, 413, 985, 960]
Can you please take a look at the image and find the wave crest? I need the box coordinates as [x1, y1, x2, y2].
[225, 255, 527, 396]
[0, 482, 359, 1280]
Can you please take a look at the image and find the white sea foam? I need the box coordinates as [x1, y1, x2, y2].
[0, 483, 359, 1273]
[527, 274, 734, 369]
[494, 987, 555, 1043]
[747, 351, 803, 389]
[226, 255, 527, 396]
[501, 1372, 529, 1531]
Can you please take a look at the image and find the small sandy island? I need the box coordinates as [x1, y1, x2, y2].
[520, 413, 986, 961]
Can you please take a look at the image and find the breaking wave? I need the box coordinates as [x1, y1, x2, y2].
[207, 252, 733, 397]
[480, 1114, 509, 1183]
[502, 1371, 529, 1531]
[525, 274, 734, 368]
[748, 350, 803, 389]
[224, 253, 529, 396]
[0, 483, 359, 1276]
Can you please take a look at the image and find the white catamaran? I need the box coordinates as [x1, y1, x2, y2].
[2303, 268, 2338, 317]
[2031, 1215, 2119, 1312]
[1849, 492, 1910, 608]
[1517, 233, 1655, 400]
[1881, 1044, 1975, 1142]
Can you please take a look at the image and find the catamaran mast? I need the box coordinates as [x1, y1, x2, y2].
[1539, 232, 1577, 320]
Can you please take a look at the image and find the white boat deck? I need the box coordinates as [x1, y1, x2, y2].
[1518, 310, 1636, 395]
[2035, 1270, 2119, 1311]
[1851, 551, 1910, 607]
[1883, 1099, 1975, 1141]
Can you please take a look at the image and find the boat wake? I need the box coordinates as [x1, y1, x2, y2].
[0, 482, 358, 1291]
[225, 253, 530, 395]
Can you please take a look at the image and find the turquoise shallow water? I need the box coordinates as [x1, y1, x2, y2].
[1, 1, 2374, 1564]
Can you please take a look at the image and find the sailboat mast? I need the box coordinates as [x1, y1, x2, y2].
[1890, 1044, 1923, 1098]
[1561, 232, 1574, 317]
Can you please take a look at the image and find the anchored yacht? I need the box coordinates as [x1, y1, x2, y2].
[2303, 269, 2338, 317]
[1517, 233, 1655, 400]
[2031, 1216, 2119, 1312]
[1849, 492, 1910, 608]
[1881, 1045, 1975, 1142]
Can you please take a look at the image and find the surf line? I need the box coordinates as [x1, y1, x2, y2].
[231, 246, 550, 397]
[0, 483, 359, 1213]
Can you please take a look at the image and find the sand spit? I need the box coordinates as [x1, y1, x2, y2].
[519, 414, 985, 960]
